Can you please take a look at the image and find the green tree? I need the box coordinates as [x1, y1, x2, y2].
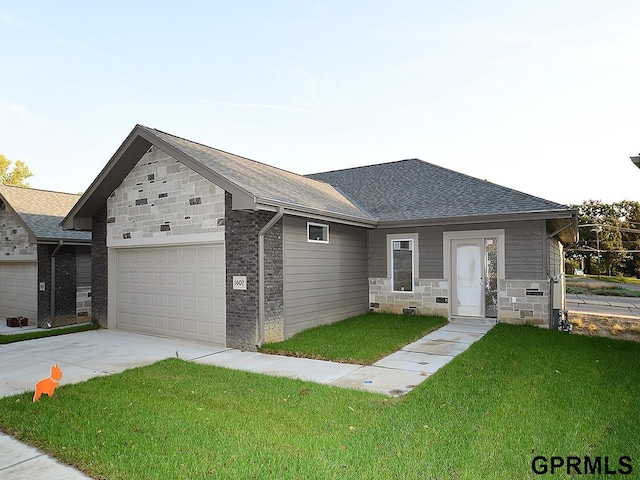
[0, 154, 33, 187]
[615, 200, 640, 278]
[569, 200, 639, 277]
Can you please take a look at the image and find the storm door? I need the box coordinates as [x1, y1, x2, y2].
[451, 237, 499, 318]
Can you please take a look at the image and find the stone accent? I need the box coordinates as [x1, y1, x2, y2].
[107, 146, 224, 244]
[225, 193, 284, 350]
[0, 206, 36, 257]
[498, 280, 551, 326]
[92, 205, 108, 327]
[369, 277, 449, 317]
[76, 286, 91, 319]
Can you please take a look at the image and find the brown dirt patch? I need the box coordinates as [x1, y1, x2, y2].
[569, 312, 640, 343]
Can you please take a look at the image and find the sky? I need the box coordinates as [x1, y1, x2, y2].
[1, 1, 639, 206]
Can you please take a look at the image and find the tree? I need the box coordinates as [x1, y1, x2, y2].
[0, 154, 33, 187]
[568, 200, 640, 277]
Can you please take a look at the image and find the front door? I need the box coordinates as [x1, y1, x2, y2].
[452, 239, 483, 316]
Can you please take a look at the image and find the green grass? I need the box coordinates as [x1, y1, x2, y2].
[0, 323, 95, 345]
[566, 284, 640, 297]
[1, 324, 638, 479]
[259, 312, 447, 364]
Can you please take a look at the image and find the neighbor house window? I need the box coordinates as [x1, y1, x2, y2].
[307, 222, 329, 243]
[392, 239, 414, 292]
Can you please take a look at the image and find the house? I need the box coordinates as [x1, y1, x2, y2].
[63, 125, 578, 349]
[0, 185, 91, 327]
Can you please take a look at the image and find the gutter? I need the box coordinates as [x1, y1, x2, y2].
[50, 241, 64, 326]
[257, 207, 285, 348]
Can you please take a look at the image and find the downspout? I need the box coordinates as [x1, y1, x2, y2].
[257, 207, 285, 348]
[50, 241, 64, 327]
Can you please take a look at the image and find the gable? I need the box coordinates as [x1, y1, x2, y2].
[107, 146, 225, 246]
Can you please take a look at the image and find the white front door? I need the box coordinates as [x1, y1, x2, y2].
[452, 239, 483, 317]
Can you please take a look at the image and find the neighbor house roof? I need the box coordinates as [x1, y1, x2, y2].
[0, 184, 91, 243]
[63, 125, 375, 230]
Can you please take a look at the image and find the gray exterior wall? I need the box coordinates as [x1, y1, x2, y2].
[369, 219, 555, 325]
[283, 216, 368, 337]
[369, 220, 547, 280]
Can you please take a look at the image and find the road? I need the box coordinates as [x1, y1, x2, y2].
[566, 293, 640, 317]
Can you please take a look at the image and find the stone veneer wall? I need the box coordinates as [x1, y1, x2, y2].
[107, 146, 225, 243]
[499, 280, 551, 326]
[370, 277, 551, 325]
[225, 193, 284, 350]
[76, 286, 91, 320]
[369, 278, 449, 317]
[0, 206, 36, 257]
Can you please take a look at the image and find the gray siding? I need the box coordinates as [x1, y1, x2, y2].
[368, 226, 444, 279]
[369, 220, 547, 281]
[503, 220, 545, 280]
[76, 246, 91, 287]
[283, 217, 368, 337]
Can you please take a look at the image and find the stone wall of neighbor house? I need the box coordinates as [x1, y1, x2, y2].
[225, 192, 284, 350]
[369, 278, 450, 316]
[76, 286, 91, 320]
[0, 206, 37, 257]
[107, 146, 225, 243]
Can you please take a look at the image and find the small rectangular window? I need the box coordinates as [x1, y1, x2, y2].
[392, 238, 413, 292]
[307, 222, 329, 243]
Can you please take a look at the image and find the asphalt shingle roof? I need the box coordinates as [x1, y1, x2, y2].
[144, 127, 374, 222]
[0, 184, 91, 241]
[306, 159, 571, 222]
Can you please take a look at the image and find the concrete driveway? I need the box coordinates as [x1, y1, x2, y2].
[566, 293, 640, 317]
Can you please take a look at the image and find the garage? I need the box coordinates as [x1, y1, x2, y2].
[114, 244, 226, 345]
[0, 261, 38, 320]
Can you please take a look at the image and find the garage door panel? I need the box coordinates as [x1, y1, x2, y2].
[115, 245, 225, 345]
[0, 262, 37, 319]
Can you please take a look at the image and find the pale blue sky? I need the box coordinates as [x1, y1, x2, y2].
[1, 1, 639, 205]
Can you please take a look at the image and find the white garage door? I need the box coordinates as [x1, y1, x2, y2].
[114, 244, 226, 345]
[0, 262, 38, 320]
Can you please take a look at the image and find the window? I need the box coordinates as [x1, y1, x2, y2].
[307, 222, 329, 243]
[392, 238, 414, 292]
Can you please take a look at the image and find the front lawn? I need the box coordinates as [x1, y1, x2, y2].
[259, 312, 447, 364]
[1, 324, 638, 479]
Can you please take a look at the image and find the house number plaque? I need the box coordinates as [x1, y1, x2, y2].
[233, 276, 247, 290]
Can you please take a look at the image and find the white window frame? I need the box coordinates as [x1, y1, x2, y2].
[307, 222, 329, 244]
[387, 233, 419, 293]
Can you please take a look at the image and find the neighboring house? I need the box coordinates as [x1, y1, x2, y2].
[63, 125, 577, 349]
[0, 185, 92, 327]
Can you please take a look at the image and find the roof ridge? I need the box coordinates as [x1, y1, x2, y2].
[310, 158, 568, 209]
[143, 125, 319, 183]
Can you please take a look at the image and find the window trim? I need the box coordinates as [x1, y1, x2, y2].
[307, 222, 329, 244]
[387, 233, 419, 293]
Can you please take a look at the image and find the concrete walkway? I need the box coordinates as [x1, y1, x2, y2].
[0, 319, 494, 479]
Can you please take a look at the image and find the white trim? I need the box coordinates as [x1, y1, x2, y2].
[307, 222, 329, 243]
[387, 233, 419, 293]
[107, 231, 224, 248]
[443, 229, 505, 318]
[0, 255, 37, 263]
